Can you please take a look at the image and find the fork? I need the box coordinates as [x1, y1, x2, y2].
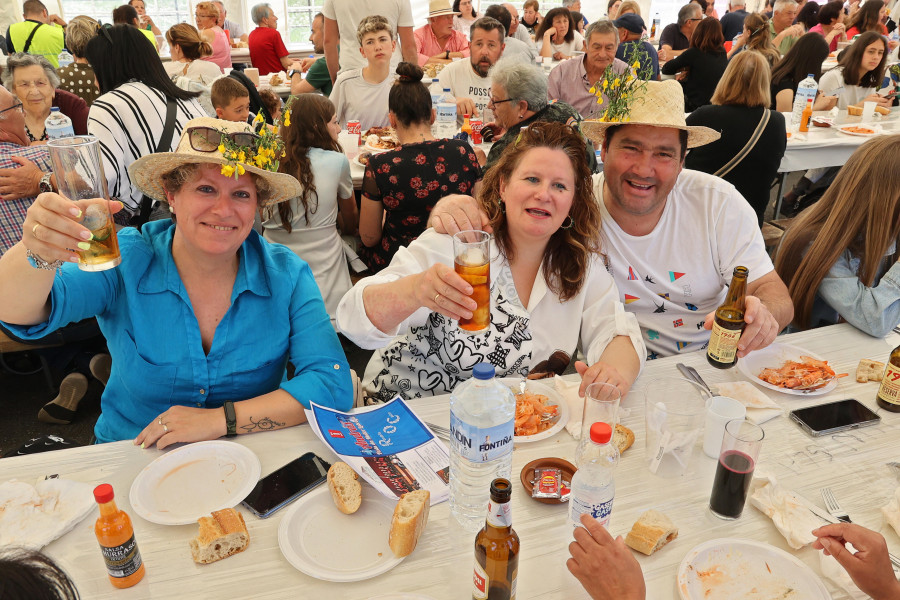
[821, 487, 851, 522]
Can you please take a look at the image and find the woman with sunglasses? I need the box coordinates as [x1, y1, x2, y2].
[195, 0, 232, 72]
[0, 116, 353, 447]
[482, 56, 596, 172]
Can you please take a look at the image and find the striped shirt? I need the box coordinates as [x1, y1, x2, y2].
[0, 143, 51, 254]
[88, 82, 206, 214]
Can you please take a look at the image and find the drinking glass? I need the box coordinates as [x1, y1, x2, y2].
[453, 230, 491, 333]
[644, 377, 707, 477]
[709, 419, 764, 519]
[47, 136, 121, 271]
[582, 382, 621, 437]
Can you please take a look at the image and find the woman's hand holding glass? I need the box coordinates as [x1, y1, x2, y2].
[416, 263, 477, 322]
[24, 193, 122, 264]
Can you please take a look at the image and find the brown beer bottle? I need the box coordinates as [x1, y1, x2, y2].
[473, 478, 519, 600]
[707, 266, 749, 369]
[876, 344, 900, 412]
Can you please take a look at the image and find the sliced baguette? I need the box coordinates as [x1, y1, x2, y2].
[624, 509, 678, 556]
[190, 508, 249, 564]
[327, 462, 362, 514]
[848, 104, 890, 116]
[613, 424, 635, 454]
[389, 489, 431, 558]
[857, 358, 885, 383]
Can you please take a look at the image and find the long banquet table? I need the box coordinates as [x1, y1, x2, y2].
[3, 323, 899, 599]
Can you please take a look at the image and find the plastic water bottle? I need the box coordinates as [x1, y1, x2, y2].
[791, 74, 818, 127]
[57, 49, 74, 68]
[568, 422, 619, 529]
[435, 87, 457, 139]
[45, 108, 75, 140]
[449, 362, 516, 530]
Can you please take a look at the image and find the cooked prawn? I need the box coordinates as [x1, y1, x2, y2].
[514, 391, 558, 436]
[758, 356, 848, 389]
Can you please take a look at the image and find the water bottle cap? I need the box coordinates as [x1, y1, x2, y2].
[472, 362, 495, 380]
[807, 74, 815, 79]
[589, 421, 613, 444]
[50, 107, 60, 112]
[443, 87, 451, 92]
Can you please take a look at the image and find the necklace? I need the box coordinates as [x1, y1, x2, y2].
[25, 122, 48, 143]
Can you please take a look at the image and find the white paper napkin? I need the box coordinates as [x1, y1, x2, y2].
[715, 381, 783, 424]
[0, 478, 96, 550]
[881, 486, 900, 538]
[554, 376, 584, 439]
[749, 472, 823, 549]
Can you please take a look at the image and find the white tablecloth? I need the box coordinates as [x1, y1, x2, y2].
[3, 323, 899, 599]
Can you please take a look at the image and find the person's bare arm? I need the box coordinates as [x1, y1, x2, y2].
[812, 523, 900, 600]
[772, 24, 804, 48]
[324, 16, 340, 82]
[661, 43, 687, 58]
[774, 88, 794, 112]
[337, 193, 358, 236]
[568, 514, 646, 600]
[279, 54, 293, 69]
[574, 335, 640, 399]
[456, 96, 478, 117]
[540, 29, 555, 57]
[398, 26, 418, 65]
[358, 195, 384, 247]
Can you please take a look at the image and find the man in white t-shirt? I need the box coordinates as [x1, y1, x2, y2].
[322, 0, 417, 82]
[484, 4, 535, 63]
[329, 15, 396, 130]
[503, 3, 537, 47]
[434, 16, 505, 121]
[427, 80, 794, 360]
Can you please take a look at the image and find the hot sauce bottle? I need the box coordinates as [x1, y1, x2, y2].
[707, 266, 749, 369]
[94, 483, 146, 588]
[877, 344, 900, 413]
[473, 478, 519, 600]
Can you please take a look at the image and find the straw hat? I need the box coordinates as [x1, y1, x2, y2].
[427, 0, 460, 18]
[129, 117, 301, 207]
[581, 80, 720, 149]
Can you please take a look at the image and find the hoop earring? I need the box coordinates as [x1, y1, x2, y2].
[561, 215, 574, 229]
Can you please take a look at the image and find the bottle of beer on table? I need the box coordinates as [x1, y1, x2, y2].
[473, 478, 519, 600]
[94, 483, 146, 588]
[707, 266, 748, 369]
[876, 343, 900, 413]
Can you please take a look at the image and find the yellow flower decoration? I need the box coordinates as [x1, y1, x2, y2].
[632, 60, 640, 70]
[217, 143, 226, 154]
[283, 109, 291, 127]
[221, 164, 235, 177]
[613, 78, 620, 88]
[236, 164, 245, 176]
[602, 80, 609, 90]
[253, 111, 264, 125]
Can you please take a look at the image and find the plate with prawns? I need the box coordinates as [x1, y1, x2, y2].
[499, 378, 569, 442]
[737, 343, 847, 396]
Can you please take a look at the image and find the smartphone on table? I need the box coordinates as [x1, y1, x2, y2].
[789, 398, 880, 437]
[241, 452, 331, 518]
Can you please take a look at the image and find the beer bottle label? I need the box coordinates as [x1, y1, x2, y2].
[473, 560, 489, 600]
[707, 322, 741, 362]
[450, 414, 514, 463]
[485, 499, 512, 528]
[878, 363, 900, 405]
[99, 534, 143, 578]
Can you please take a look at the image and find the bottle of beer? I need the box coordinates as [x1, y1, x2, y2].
[473, 478, 519, 600]
[876, 343, 900, 412]
[707, 266, 749, 369]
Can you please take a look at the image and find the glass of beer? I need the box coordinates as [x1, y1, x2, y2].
[47, 136, 121, 271]
[453, 230, 491, 333]
[709, 419, 764, 520]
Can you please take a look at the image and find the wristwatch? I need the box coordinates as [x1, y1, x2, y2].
[39, 172, 53, 194]
[445, 50, 450, 59]
[223, 401, 237, 437]
[287, 69, 299, 79]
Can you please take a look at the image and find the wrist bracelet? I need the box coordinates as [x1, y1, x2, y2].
[26, 249, 64, 271]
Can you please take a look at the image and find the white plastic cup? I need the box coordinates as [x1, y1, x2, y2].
[542, 56, 552, 66]
[703, 396, 747, 459]
[245, 67, 260, 85]
[861, 101, 876, 121]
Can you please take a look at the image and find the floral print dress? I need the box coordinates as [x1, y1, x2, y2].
[358, 138, 481, 273]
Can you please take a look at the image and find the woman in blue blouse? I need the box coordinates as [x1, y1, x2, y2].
[0, 117, 353, 447]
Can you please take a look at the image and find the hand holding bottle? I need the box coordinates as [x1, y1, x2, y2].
[567, 514, 645, 600]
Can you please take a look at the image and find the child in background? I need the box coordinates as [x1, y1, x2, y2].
[210, 76, 251, 122]
[258, 87, 283, 123]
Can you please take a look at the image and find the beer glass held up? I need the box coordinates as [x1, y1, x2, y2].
[47, 136, 121, 271]
[453, 230, 491, 333]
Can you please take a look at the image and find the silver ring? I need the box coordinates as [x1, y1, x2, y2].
[162, 423, 169, 433]
[434, 293, 441, 304]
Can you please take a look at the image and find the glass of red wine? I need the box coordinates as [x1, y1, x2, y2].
[709, 419, 764, 520]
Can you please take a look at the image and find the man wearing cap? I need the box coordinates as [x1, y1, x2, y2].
[615, 14, 659, 80]
[549, 19, 628, 119]
[415, 0, 471, 65]
[658, 3, 702, 60]
[426, 79, 793, 360]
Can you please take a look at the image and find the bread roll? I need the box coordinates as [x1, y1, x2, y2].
[190, 508, 249, 564]
[389, 490, 430, 558]
[857, 358, 885, 383]
[613, 424, 635, 454]
[327, 462, 362, 514]
[625, 509, 678, 556]
[848, 104, 890, 116]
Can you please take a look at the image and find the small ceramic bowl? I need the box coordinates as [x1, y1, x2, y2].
[519, 457, 577, 505]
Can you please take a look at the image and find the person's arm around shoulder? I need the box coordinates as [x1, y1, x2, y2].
[568, 514, 646, 600]
[812, 523, 900, 600]
[324, 16, 340, 83]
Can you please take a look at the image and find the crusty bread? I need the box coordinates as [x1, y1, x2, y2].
[327, 462, 362, 514]
[857, 358, 886, 383]
[189, 508, 249, 564]
[848, 104, 890, 116]
[613, 424, 635, 454]
[389, 490, 430, 558]
[624, 509, 678, 556]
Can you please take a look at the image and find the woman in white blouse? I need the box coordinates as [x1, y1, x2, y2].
[337, 122, 643, 403]
[452, 0, 478, 37]
[164, 24, 222, 116]
[817, 31, 892, 109]
[536, 7, 584, 59]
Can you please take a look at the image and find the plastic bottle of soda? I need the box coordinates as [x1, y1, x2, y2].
[94, 483, 146, 589]
[45, 107, 75, 140]
[568, 422, 619, 529]
[449, 362, 516, 531]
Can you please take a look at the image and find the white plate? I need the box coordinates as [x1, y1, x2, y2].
[677, 538, 830, 600]
[129, 441, 260, 525]
[499, 377, 570, 442]
[837, 124, 880, 136]
[278, 485, 403, 582]
[354, 152, 372, 168]
[364, 140, 397, 154]
[737, 342, 838, 396]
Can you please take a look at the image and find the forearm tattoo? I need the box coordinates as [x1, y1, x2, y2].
[240, 416, 286, 433]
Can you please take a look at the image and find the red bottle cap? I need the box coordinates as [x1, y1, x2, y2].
[463, 113, 470, 118]
[589, 421, 613, 444]
[94, 483, 115, 504]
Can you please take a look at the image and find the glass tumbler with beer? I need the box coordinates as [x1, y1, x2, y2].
[709, 419, 764, 520]
[453, 230, 491, 333]
[47, 136, 121, 271]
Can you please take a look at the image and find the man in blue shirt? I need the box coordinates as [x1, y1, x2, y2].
[720, 0, 749, 41]
[614, 14, 659, 80]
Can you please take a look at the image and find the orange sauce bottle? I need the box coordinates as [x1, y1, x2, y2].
[94, 483, 146, 588]
[461, 113, 473, 139]
[799, 98, 813, 133]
